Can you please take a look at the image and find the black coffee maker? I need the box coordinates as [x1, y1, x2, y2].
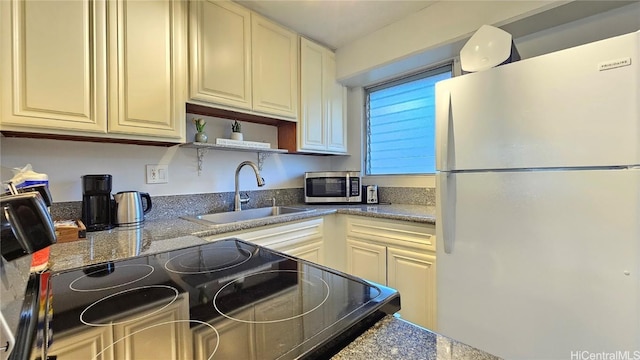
[81, 175, 114, 232]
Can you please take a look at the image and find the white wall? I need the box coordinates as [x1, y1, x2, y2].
[514, 2, 640, 58]
[335, 1, 566, 86]
[0, 113, 331, 202]
[336, 2, 640, 188]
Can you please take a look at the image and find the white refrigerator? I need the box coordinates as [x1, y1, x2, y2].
[435, 31, 639, 359]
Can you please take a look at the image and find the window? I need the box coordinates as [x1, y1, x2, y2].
[365, 65, 452, 175]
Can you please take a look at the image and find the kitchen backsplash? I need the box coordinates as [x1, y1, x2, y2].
[50, 187, 435, 221]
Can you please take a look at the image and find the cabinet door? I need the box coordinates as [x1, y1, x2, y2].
[387, 247, 436, 330]
[205, 218, 325, 265]
[298, 37, 347, 154]
[108, 0, 186, 140]
[47, 326, 114, 360]
[189, 0, 251, 110]
[0, 0, 107, 133]
[299, 37, 326, 151]
[254, 290, 302, 359]
[346, 239, 387, 285]
[283, 241, 324, 264]
[113, 294, 192, 360]
[251, 14, 298, 120]
[194, 308, 255, 360]
[325, 53, 347, 153]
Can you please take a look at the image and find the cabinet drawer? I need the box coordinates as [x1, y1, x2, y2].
[205, 218, 324, 251]
[345, 216, 435, 252]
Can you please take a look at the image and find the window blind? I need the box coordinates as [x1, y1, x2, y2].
[365, 66, 452, 175]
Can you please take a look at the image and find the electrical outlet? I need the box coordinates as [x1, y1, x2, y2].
[146, 165, 169, 184]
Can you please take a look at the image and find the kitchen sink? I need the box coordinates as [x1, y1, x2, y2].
[182, 206, 315, 226]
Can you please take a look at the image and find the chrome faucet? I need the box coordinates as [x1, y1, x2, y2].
[234, 161, 265, 211]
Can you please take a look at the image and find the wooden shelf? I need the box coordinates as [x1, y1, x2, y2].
[185, 103, 298, 152]
[180, 142, 287, 154]
[180, 142, 287, 175]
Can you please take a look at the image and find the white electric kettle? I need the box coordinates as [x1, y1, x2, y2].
[113, 191, 152, 227]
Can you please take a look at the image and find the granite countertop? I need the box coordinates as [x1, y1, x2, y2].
[45, 204, 501, 360]
[49, 204, 435, 272]
[333, 315, 501, 360]
[307, 203, 436, 225]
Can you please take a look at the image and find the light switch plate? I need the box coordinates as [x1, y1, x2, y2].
[146, 164, 169, 184]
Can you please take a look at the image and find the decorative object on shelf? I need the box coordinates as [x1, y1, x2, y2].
[231, 120, 243, 141]
[193, 118, 208, 143]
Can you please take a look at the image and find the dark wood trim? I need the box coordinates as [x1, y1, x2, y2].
[277, 122, 297, 152]
[0, 131, 179, 147]
[186, 103, 294, 127]
[186, 102, 302, 152]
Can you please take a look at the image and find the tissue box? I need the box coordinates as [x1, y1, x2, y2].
[54, 220, 87, 243]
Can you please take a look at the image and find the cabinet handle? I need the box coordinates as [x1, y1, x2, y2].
[436, 90, 453, 171]
[439, 172, 456, 254]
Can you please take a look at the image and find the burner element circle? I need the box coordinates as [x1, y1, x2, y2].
[80, 285, 179, 326]
[164, 246, 252, 274]
[91, 320, 218, 360]
[213, 270, 330, 324]
[69, 264, 155, 292]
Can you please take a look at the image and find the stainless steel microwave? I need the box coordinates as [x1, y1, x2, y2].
[304, 171, 361, 204]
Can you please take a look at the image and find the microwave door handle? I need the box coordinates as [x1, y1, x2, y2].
[345, 173, 350, 198]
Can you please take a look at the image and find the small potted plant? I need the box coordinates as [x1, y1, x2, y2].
[193, 118, 208, 143]
[231, 120, 243, 141]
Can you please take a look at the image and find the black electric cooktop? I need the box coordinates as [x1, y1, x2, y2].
[40, 239, 400, 359]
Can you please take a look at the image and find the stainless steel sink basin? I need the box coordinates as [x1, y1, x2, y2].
[182, 206, 315, 226]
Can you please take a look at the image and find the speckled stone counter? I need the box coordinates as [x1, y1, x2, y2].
[48, 217, 210, 272]
[49, 204, 435, 272]
[44, 204, 486, 360]
[333, 315, 500, 360]
[313, 204, 436, 225]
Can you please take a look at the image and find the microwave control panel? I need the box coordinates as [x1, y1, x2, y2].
[350, 178, 360, 196]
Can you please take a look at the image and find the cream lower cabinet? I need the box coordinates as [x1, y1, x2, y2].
[298, 37, 347, 154]
[47, 294, 192, 360]
[387, 246, 436, 331]
[193, 308, 255, 360]
[193, 288, 302, 360]
[112, 294, 192, 360]
[345, 215, 437, 330]
[0, 0, 186, 142]
[46, 326, 115, 360]
[204, 218, 325, 266]
[189, 1, 298, 121]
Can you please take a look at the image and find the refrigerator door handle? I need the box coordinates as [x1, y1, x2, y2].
[441, 172, 456, 254]
[436, 90, 454, 171]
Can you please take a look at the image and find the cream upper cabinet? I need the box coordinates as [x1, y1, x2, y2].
[189, 0, 252, 110]
[107, 0, 186, 140]
[0, 0, 108, 133]
[0, 0, 186, 142]
[188, 2, 298, 121]
[251, 14, 298, 120]
[299, 37, 347, 154]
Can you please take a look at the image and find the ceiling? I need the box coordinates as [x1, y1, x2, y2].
[236, 0, 437, 50]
